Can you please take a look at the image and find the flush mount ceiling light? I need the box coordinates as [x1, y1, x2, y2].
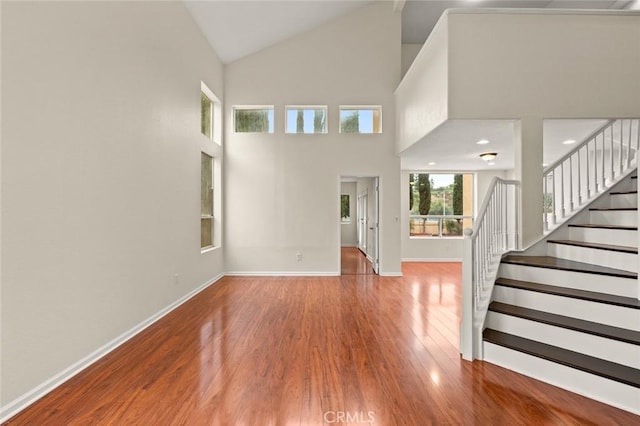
[476, 139, 489, 145]
[562, 139, 576, 145]
[479, 152, 497, 162]
[428, 162, 436, 166]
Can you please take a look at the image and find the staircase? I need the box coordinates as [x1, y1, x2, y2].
[482, 173, 640, 413]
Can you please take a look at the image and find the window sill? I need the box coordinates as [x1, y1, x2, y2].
[201, 246, 221, 254]
[409, 236, 464, 240]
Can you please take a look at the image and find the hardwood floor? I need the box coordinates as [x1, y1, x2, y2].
[340, 247, 374, 275]
[5, 263, 638, 425]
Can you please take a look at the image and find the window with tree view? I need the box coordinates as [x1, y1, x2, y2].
[409, 173, 474, 237]
[341, 194, 350, 223]
[201, 153, 213, 249]
[234, 107, 274, 133]
[286, 106, 327, 134]
[201, 93, 213, 139]
[339, 106, 381, 134]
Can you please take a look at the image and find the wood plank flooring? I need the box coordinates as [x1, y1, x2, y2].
[340, 247, 374, 275]
[4, 263, 639, 425]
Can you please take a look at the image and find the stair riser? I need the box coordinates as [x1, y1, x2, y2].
[568, 227, 637, 248]
[492, 286, 640, 331]
[547, 243, 637, 273]
[499, 264, 636, 298]
[609, 193, 638, 209]
[589, 210, 638, 227]
[483, 342, 640, 415]
[486, 312, 639, 368]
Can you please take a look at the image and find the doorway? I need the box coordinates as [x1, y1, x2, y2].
[340, 176, 379, 275]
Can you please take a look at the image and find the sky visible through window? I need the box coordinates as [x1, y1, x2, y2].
[267, 110, 274, 133]
[286, 109, 325, 133]
[340, 109, 375, 133]
[431, 174, 454, 189]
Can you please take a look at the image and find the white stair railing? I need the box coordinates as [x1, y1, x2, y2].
[461, 178, 519, 360]
[544, 118, 640, 231]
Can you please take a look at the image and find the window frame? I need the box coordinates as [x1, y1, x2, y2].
[284, 105, 328, 134]
[338, 105, 382, 134]
[201, 92, 213, 139]
[201, 152, 214, 250]
[340, 193, 351, 223]
[408, 172, 474, 239]
[201, 81, 221, 145]
[233, 105, 275, 134]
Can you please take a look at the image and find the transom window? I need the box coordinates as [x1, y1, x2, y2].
[339, 106, 382, 134]
[285, 106, 327, 134]
[234, 106, 274, 133]
[201, 93, 212, 139]
[200, 81, 221, 144]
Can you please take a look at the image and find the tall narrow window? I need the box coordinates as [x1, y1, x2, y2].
[234, 106, 274, 133]
[341, 194, 350, 223]
[285, 106, 327, 134]
[339, 106, 382, 134]
[201, 153, 213, 249]
[201, 93, 213, 139]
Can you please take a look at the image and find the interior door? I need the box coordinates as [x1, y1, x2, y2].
[358, 191, 367, 253]
[370, 178, 379, 274]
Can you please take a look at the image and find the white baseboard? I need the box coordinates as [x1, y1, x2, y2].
[341, 244, 358, 248]
[402, 258, 462, 262]
[225, 271, 340, 277]
[0, 273, 225, 423]
[379, 272, 403, 277]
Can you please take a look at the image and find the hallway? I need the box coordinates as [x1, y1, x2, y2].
[340, 247, 374, 275]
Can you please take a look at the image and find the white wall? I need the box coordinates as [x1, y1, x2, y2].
[395, 17, 448, 154]
[400, 170, 508, 261]
[397, 9, 640, 247]
[401, 43, 422, 79]
[1, 1, 225, 408]
[447, 10, 640, 120]
[224, 2, 402, 275]
[340, 182, 357, 247]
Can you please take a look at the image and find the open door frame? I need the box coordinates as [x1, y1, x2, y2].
[339, 175, 380, 275]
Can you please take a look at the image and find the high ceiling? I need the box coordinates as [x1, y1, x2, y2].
[403, 0, 634, 44]
[184, 1, 637, 171]
[185, 0, 636, 63]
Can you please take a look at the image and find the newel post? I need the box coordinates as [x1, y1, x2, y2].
[460, 227, 474, 360]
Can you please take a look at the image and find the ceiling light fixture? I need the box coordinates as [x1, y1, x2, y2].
[476, 139, 489, 145]
[479, 152, 497, 162]
[428, 162, 436, 166]
[562, 139, 576, 145]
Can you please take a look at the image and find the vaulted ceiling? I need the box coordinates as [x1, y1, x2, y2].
[184, 0, 637, 171]
[185, 0, 635, 64]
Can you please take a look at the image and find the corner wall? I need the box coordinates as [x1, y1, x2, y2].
[1, 1, 224, 408]
[224, 2, 402, 275]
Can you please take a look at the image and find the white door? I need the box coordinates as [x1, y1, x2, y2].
[357, 190, 367, 252]
[370, 178, 379, 274]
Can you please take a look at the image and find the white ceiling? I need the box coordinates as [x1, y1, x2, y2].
[403, 0, 633, 44]
[400, 119, 609, 171]
[184, 1, 372, 64]
[183, 1, 634, 171]
[184, 0, 635, 63]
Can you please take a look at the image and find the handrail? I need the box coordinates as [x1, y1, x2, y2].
[461, 177, 520, 361]
[543, 119, 615, 174]
[543, 118, 640, 230]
